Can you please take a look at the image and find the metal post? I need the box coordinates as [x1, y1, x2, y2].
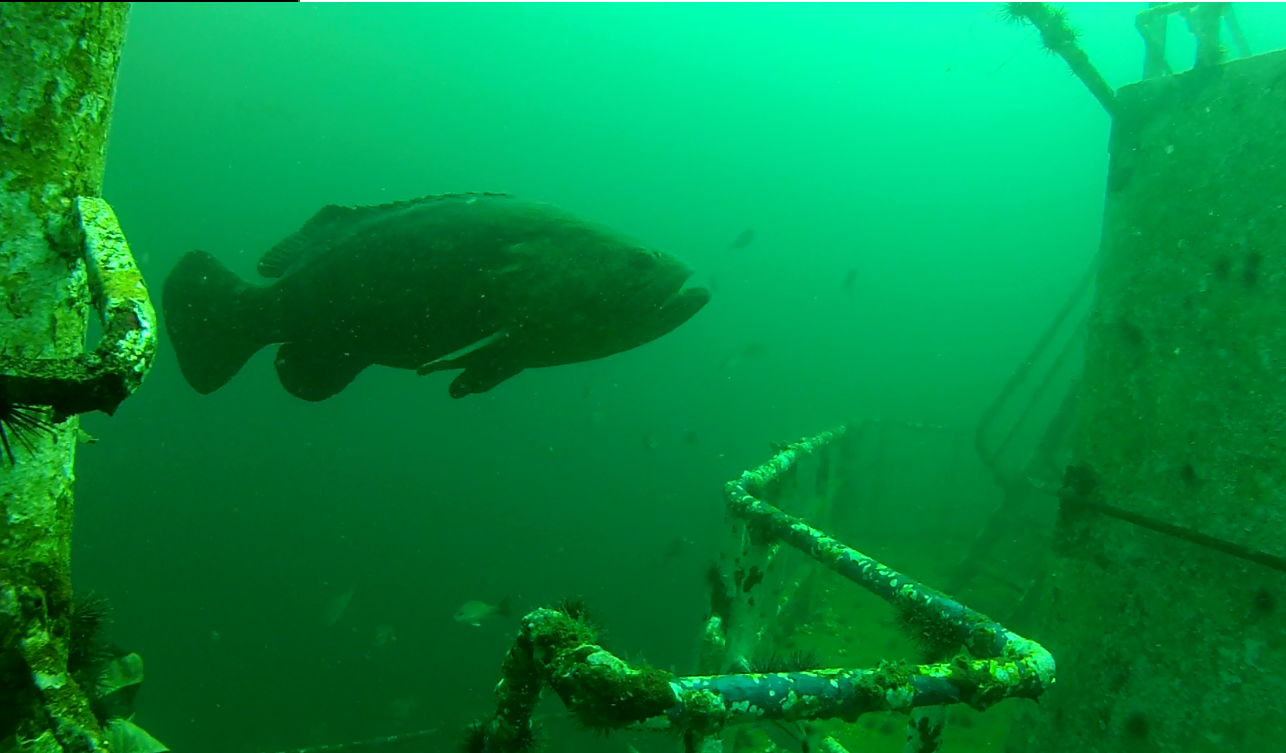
[1, 4, 155, 752]
[1005, 40, 1286, 753]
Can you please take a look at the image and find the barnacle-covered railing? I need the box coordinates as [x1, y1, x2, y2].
[466, 426, 1056, 753]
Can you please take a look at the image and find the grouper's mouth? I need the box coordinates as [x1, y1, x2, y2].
[629, 260, 698, 308]
[661, 283, 711, 321]
[635, 277, 711, 344]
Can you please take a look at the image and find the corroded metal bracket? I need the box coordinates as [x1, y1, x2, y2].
[0, 197, 157, 422]
[1135, 2, 1252, 79]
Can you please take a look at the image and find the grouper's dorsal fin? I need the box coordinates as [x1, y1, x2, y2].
[257, 193, 519, 278]
[258, 204, 353, 278]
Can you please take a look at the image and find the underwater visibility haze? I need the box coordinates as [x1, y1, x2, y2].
[25, 2, 1285, 753]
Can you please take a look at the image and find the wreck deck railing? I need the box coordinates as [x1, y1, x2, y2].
[464, 425, 1056, 753]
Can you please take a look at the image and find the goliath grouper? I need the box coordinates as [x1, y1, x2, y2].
[162, 193, 711, 401]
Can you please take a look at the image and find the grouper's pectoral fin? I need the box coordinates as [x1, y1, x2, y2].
[414, 329, 523, 399]
[415, 329, 510, 376]
[448, 362, 524, 399]
[274, 342, 371, 402]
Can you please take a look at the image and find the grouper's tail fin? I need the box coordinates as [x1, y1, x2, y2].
[162, 250, 276, 395]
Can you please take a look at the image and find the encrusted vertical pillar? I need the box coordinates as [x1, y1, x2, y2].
[1007, 49, 1286, 753]
[0, 4, 130, 752]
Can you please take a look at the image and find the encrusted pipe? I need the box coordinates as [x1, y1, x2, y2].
[470, 427, 1055, 752]
[722, 428, 1055, 689]
[0, 3, 137, 752]
[1000, 2, 1117, 116]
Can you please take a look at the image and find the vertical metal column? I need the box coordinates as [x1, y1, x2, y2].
[1007, 46, 1286, 753]
[1, 4, 134, 752]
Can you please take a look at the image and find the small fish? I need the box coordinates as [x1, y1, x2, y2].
[390, 697, 419, 722]
[323, 587, 355, 626]
[842, 268, 859, 295]
[77, 429, 98, 445]
[641, 433, 661, 452]
[373, 624, 397, 648]
[728, 229, 755, 250]
[660, 536, 690, 564]
[718, 341, 767, 372]
[454, 596, 512, 627]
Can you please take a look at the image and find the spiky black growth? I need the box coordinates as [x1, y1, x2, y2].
[0, 391, 54, 465]
[68, 593, 116, 704]
[746, 649, 823, 674]
[553, 596, 590, 622]
[457, 718, 541, 753]
[995, 2, 1040, 27]
[1038, 10, 1082, 56]
[460, 720, 488, 753]
[69, 594, 113, 670]
[785, 649, 823, 672]
[893, 600, 961, 664]
[553, 596, 604, 642]
[997, 2, 1081, 55]
[571, 712, 615, 741]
